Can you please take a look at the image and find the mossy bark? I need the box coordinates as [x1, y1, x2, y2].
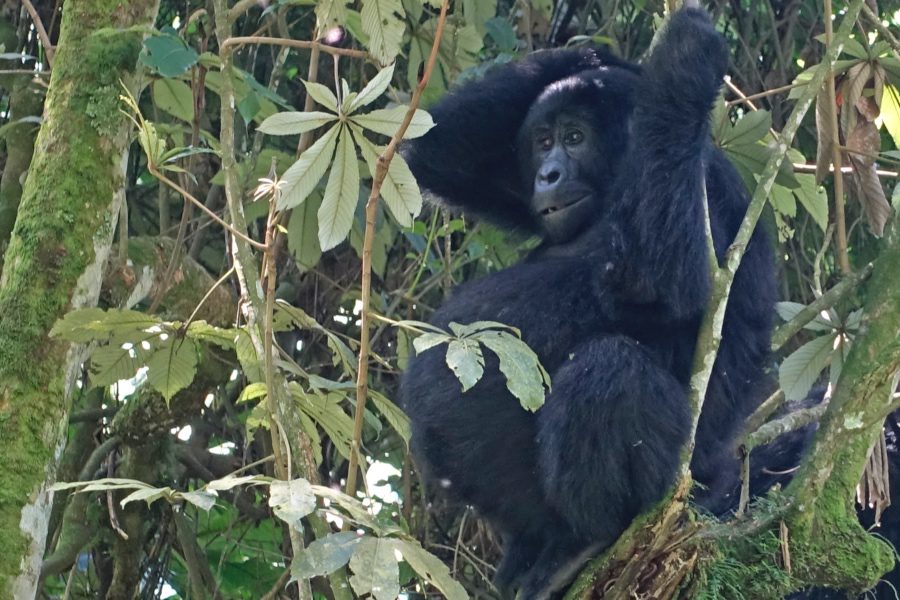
[0, 1, 160, 597]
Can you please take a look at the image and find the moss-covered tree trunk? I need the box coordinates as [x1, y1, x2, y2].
[0, 1, 160, 598]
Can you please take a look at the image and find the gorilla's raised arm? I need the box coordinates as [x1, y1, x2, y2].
[404, 48, 629, 232]
[612, 8, 733, 320]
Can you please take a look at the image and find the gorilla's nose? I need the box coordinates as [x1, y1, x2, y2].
[535, 161, 564, 193]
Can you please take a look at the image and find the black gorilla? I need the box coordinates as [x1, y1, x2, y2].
[401, 8, 776, 598]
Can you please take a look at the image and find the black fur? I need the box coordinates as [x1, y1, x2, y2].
[401, 8, 776, 598]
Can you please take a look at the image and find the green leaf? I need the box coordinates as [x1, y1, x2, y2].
[237, 92, 262, 124]
[880, 85, 900, 148]
[206, 474, 271, 492]
[476, 330, 550, 411]
[287, 191, 323, 272]
[278, 123, 340, 211]
[185, 321, 237, 350]
[412, 332, 451, 354]
[793, 174, 828, 233]
[235, 329, 263, 382]
[775, 301, 836, 332]
[720, 110, 772, 146]
[351, 126, 423, 226]
[269, 478, 316, 530]
[311, 485, 384, 532]
[315, 0, 350, 30]
[152, 79, 194, 123]
[238, 382, 268, 403]
[390, 539, 468, 600]
[318, 125, 361, 250]
[360, 0, 406, 66]
[463, 0, 498, 35]
[120, 486, 173, 508]
[145, 339, 199, 401]
[352, 106, 435, 139]
[347, 64, 395, 113]
[303, 80, 340, 113]
[293, 532, 364, 579]
[292, 386, 355, 458]
[257, 111, 338, 136]
[779, 334, 837, 401]
[89, 343, 152, 388]
[349, 537, 400, 600]
[51, 308, 162, 343]
[141, 33, 199, 77]
[369, 390, 411, 444]
[179, 490, 218, 511]
[445, 339, 484, 392]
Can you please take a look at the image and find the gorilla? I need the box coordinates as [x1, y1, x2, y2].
[400, 7, 777, 598]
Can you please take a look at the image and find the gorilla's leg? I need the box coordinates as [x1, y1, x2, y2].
[522, 336, 691, 598]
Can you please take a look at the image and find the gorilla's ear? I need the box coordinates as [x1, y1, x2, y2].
[404, 47, 629, 233]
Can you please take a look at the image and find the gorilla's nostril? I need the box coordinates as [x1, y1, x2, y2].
[547, 170, 561, 184]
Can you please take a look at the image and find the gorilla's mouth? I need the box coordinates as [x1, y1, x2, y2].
[540, 195, 589, 216]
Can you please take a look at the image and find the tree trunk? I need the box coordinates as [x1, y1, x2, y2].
[0, 1, 160, 597]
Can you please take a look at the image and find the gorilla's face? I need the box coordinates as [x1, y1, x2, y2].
[518, 70, 636, 243]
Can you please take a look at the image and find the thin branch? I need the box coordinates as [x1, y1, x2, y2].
[861, 2, 900, 57]
[746, 403, 827, 451]
[823, 0, 851, 275]
[222, 36, 368, 60]
[770, 263, 874, 352]
[21, 0, 54, 67]
[725, 81, 807, 106]
[345, 0, 451, 498]
[150, 168, 266, 250]
[792, 163, 899, 178]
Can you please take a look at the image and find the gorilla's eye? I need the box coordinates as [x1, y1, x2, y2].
[564, 130, 584, 145]
[538, 136, 553, 151]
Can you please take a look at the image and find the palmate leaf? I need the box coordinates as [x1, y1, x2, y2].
[347, 65, 395, 114]
[293, 532, 364, 579]
[351, 125, 423, 226]
[475, 329, 551, 412]
[779, 333, 837, 401]
[349, 537, 400, 600]
[360, 0, 406, 66]
[445, 339, 484, 392]
[277, 123, 340, 211]
[269, 478, 316, 530]
[351, 105, 435, 139]
[303, 79, 340, 112]
[318, 125, 361, 250]
[257, 111, 337, 135]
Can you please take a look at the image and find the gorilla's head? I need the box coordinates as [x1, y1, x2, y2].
[517, 67, 639, 243]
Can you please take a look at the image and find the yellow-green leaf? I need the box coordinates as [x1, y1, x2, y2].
[352, 105, 435, 139]
[879, 85, 900, 148]
[257, 111, 337, 135]
[347, 64, 395, 114]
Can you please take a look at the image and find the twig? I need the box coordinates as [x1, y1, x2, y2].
[861, 2, 900, 57]
[725, 81, 807, 106]
[21, 0, 54, 67]
[183, 266, 236, 328]
[792, 163, 899, 178]
[345, 0, 451, 497]
[823, 0, 851, 275]
[150, 168, 266, 250]
[222, 36, 368, 60]
[746, 403, 827, 451]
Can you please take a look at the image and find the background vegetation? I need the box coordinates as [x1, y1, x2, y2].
[0, 0, 897, 598]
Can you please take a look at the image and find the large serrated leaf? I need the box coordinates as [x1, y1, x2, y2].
[445, 339, 484, 392]
[391, 539, 468, 600]
[152, 79, 194, 123]
[476, 330, 550, 411]
[348, 64, 395, 114]
[315, 0, 350, 30]
[257, 111, 337, 135]
[360, 0, 406, 66]
[278, 123, 340, 211]
[52, 308, 163, 343]
[318, 125, 361, 250]
[145, 339, 199, 401]
[720, 110, 772, 146]
[89, 343, 152, 388]
[293, 532, 364, 579]
[351, 126, 423, 226]
[269, 478, 316, 530]
[349, 537, 400, 600]
[779, 334, 837, 401]
[352, 105, 435, 139]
